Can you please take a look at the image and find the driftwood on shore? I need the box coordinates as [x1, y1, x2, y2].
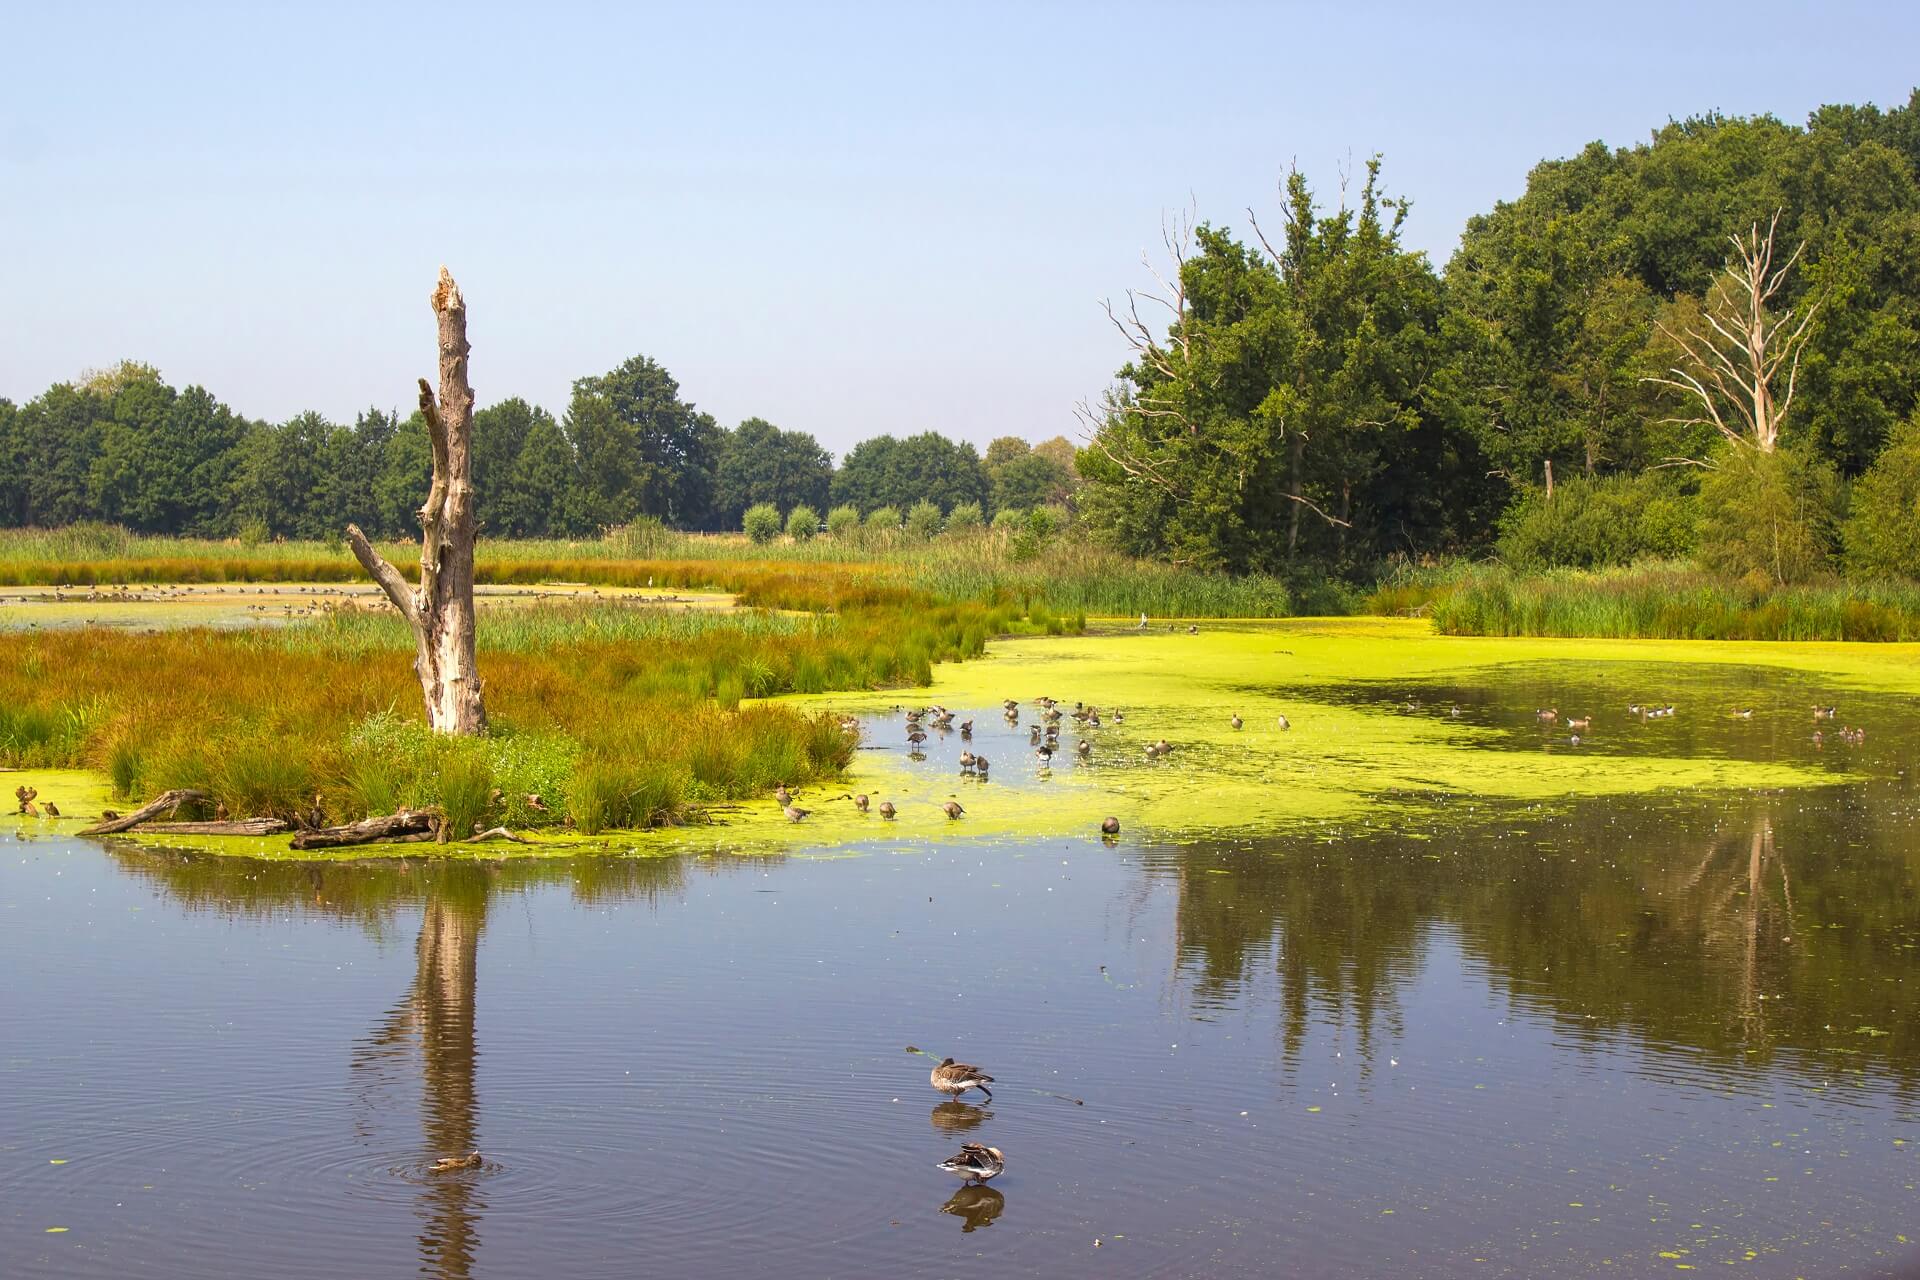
[136, 818, 293, 837]
[80, 788, 210, 835]
[290, 810, 439, 851]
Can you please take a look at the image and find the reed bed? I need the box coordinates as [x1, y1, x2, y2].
[0, 526, 1300, 617]
[0, 595, 1062, 834]
[1429, 563, 1920, 642]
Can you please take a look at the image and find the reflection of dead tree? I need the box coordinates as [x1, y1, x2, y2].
[349, 881, 489, 1280]
[1645, 213, 1818, 455]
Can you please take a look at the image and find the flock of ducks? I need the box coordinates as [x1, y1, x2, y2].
[1523, 701, 1867, 748]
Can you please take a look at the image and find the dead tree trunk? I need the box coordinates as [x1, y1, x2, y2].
[347, 267, 487, 734]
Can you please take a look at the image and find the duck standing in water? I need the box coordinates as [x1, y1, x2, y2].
[854, 794, 870, 813]
[943, 801, 965, 820]
[937, 1143, 1005, 1186]
[879, 801, 897, 820]
[1230, 713, 1243, 731]
[930, 1056, 995, 1101]
[783, 804, 811, 823]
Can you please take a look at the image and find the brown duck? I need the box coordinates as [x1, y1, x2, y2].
[930, 1057, 994, 1101]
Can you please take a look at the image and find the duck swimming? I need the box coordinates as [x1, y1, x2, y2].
[930, 1056, 994, 1100]
[937, 1143, 1005, 1186]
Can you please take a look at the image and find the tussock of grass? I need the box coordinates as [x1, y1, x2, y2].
[1429, 563, 1920, 642]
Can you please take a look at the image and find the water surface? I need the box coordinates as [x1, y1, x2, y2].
[6, 644, 1920, 1277]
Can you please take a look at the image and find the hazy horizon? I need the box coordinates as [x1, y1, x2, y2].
[4, 1, 1914, 456]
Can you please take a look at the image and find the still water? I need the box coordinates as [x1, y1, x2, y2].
[6, 676, 1920, 1277]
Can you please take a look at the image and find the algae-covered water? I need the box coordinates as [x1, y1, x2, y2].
[6, 621, 1920, 1277]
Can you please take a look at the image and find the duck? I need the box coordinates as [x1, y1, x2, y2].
[1731, 708, 1754, 719]
[42, 801, 58, 817]
[937, 1143, 1005, 1186]
[431, 1152, 484, 1174]
[1275, 714, 1290, 731]
[930, 1056, 995, 1100]
[959, 720, 973, 738]
[943, 801, 965, 820]
[1076, 739, 1091, 760]
[1230, 713, 1243, 731]
[907, 729, 928, 747]
[1449, 705, 1462, 718]
[1113, 709, 1126, 724]
[1566, 716, 1591, 730]
[1101, 816, 1120, 836]
[14, 784, 35, 814]
[974, 756, 990, 775]
[774, 783, 793, 806]
[1813, 705, 1838, 719]
[1036, 742, 1055, 764]
[959, 751, 977, 772]
[854, 794, 870, 813]
[1536, 708, 1558, 723]
[879, 801, 897, 820]
[783, 805, 811, 823]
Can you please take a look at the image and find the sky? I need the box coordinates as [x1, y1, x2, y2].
[2, 2, 1915, 459]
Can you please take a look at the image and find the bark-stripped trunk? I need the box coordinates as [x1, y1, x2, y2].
[347, 267, 486, 735]
[1285, 433, 1305, 558]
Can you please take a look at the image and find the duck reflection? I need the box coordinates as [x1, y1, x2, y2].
[929, 1099, 990, 1134]
[940, 1185, 1005, 1232]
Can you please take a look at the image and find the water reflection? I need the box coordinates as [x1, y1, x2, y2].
[929, 1100, 990, 1135]
[1156, 783, 1920, 1089]
[938, 1185, 1005, 1232]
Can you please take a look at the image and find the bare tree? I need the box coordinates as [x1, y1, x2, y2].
[346, 267, 487, 735]
[1646, 212, 1819, 454]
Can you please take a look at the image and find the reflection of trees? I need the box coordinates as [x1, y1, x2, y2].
[104, 846, 784, 1278]
[1154, 787, 1920, 1088]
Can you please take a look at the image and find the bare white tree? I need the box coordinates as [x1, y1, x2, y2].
[346, 267, 487, 735]
[1646, 212, 1819, 454]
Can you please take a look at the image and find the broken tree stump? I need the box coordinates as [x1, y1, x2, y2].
[80, 789, 211, 835]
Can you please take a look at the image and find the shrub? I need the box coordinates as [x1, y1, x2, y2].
[1844, 412, 1920, 580]
[826, 504, 861, 538]
[237, 516, 270, 548]
[992, 507, 1025, 533]
[1697, 446, 1838, 585]
[945, 501, 984, 535]
[865, 505, 901, 534]
[1494, 473, 1697, 570]
[742, 503, 782, 544]
[786, 504, 820, 542]
[905, 500, 944, 539]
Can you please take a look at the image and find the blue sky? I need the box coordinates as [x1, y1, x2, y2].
[3, 1, 1914, 457]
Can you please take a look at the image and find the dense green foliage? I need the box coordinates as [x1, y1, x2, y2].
[1843, 412, 1920, 578]
[1079, 93, 1920, 587]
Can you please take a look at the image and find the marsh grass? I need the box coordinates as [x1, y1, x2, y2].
[0, 592, 1019, 832]
[1430, 563, 1920, 641]
[0, 527, 1297, 617]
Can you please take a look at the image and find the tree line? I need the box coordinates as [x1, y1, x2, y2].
[0, 354, 1079, 541]
[1081, 92, 1920, 581]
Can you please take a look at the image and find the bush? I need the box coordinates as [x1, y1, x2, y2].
[786, 504, 820, 542]
[1844, 413, 1920, 580]
[1697, 445, 1838, 585]
[992, 507, 1025, 533]
[1028, 505, 1065, 540]
[945, 501, 984, 535]
[826, 504, 861, 538]
[905, 500, 944, 539]
[742, 503, 782, 544]
[1494, 473, 1696, 570]
[865, 505, 901, 534]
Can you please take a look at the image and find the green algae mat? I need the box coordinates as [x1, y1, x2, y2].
[8, 618, 1916, 858]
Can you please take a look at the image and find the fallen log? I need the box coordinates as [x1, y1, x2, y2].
[80, 788, 210, 835]
[135, 819, 293, 837]
[467, 826, 527, 844]
[289, 810, 438, 850]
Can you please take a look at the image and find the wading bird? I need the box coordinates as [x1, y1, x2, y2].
[930, 1056, 995, 1101]
[936, 1143, 1005, 1186]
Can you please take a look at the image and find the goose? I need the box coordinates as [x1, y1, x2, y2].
[1076, 739, 1091, 760]
[943, 801, 965, 820]
[936, 1143, 1005, 1186]
[1566, 716, 1591, 730]
[930, 1056, 995, 1100]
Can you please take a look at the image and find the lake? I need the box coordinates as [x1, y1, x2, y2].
[6, 624, 1920, 1277]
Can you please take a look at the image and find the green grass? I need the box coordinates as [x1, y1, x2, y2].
[1427, 562, 1920, 642]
